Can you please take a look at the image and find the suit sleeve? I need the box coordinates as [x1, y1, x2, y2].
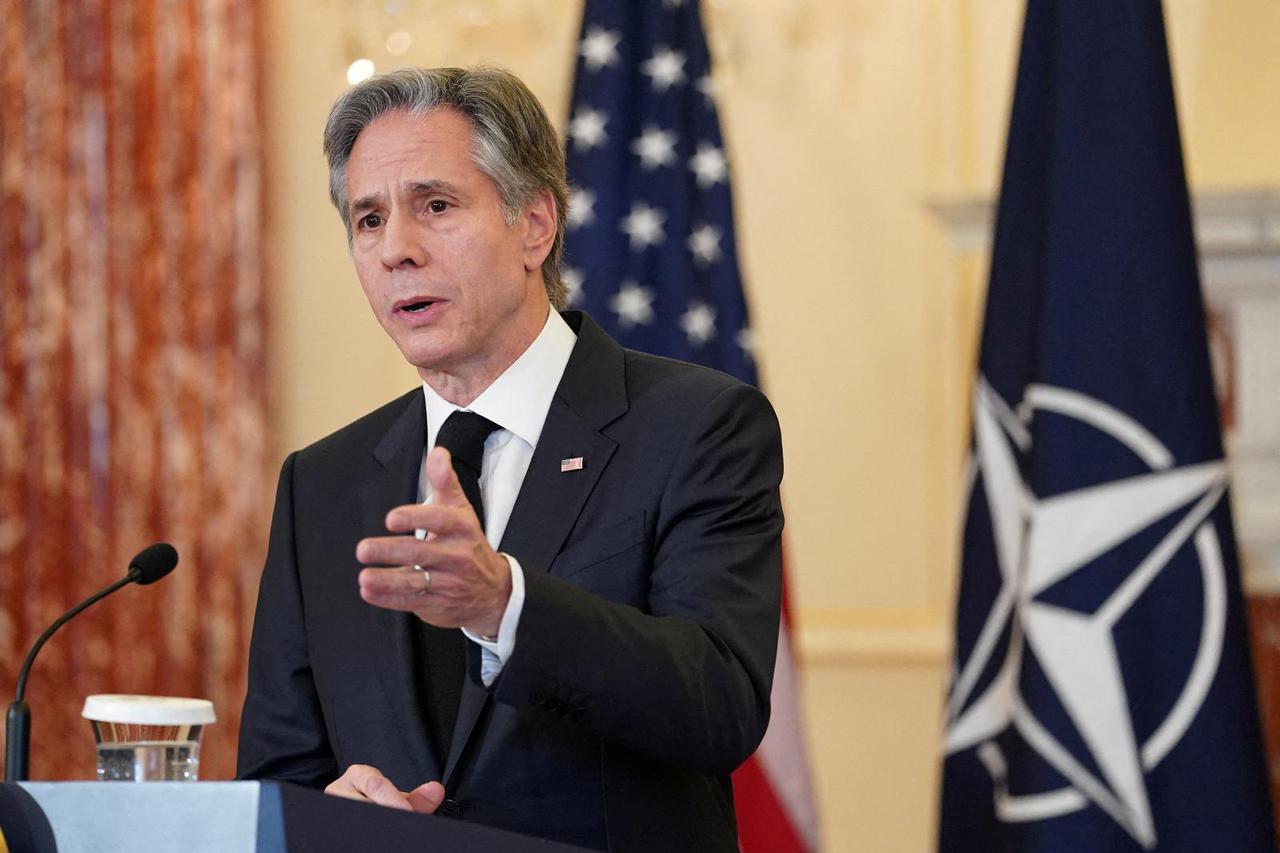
[493, 382, 784, 776]
[236, 452, 340, 788]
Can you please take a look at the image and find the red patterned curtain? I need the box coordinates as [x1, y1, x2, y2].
[1, 0, 267, 780]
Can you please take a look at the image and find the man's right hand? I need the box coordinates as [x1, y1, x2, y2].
[324, 764, 445, 813]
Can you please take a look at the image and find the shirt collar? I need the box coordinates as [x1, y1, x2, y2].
[421, 309, 576, 450]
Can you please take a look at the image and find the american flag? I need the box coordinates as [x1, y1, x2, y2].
[564, 2, 818, 851]
[563, 1, 753, 382]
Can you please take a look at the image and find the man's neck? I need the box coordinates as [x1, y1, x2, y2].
[419, 368, 497, 408]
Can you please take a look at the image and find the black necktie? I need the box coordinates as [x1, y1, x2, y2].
[434, 411, 500, 529]
[417, 410, 499, 760]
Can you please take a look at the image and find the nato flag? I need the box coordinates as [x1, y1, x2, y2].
[938, 1, 1276, 851]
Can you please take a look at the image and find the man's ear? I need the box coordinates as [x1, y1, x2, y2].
[521, 188, 557, 272]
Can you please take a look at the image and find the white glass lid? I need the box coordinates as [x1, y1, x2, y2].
[82, 694, 216, 725]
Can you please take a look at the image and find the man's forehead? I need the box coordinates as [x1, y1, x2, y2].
[353, 106, 475, 155]
[345, 108, 484, 193]
[343, 108, 496, 216]
[348, 109, 481, 178]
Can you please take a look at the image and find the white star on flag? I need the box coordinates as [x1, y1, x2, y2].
[735, 327, 754, 358]
[568, 107, 608, 152]
[567, 187, 596, 230]
[631, 126, 678, 170]
[561, 266, 584, 306]
[609, 281, 655, 328]
[579, 26, 621, 72]
[662, 0, 686, 8]
[620, 201, 667, 250]
[695, 74, 716, 105]
[679, 301, 717, 346]
[689, 143, 728, 188]
[641, 47, 686, 92]
[687, 223, 723, 265]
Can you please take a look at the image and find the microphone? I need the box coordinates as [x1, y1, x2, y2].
[127, 542, 180, 586]
[4, 543, 179, 781]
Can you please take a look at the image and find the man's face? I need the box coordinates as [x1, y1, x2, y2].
[344, 108, 551, 389]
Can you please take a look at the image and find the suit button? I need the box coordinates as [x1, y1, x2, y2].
[437, 799, 464, 819]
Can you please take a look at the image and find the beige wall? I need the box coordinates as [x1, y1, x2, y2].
[263, 2, 1280, 850]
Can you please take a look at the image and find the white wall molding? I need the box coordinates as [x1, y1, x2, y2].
[797, 618, 951, 666]
[928, 188, 1280, 257]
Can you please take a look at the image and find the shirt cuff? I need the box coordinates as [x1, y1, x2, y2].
[462, 553, 525, 686]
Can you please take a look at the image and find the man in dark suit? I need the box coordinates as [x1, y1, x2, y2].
[237, 67, 784, 853]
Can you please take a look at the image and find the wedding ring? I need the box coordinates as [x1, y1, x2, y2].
[412, 564, 431, 596]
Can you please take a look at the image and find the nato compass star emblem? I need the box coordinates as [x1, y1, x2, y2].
[943, 378, 1230, 850]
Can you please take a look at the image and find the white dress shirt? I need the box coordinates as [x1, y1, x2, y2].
[415, 308, 576, 684]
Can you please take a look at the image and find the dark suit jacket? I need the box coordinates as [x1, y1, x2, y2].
[237, 312, 784, 852]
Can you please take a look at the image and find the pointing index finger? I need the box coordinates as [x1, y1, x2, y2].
[425, 446, 470, 509]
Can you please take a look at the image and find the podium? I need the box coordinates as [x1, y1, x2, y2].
[5, 782, 592, 852]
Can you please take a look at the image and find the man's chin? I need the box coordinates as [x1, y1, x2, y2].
[392, 332, 451, 371]
[403, 349, 450, 374]
[401, 344, 466, 382]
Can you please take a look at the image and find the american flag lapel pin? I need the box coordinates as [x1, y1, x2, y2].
[560, 456, 584, 473]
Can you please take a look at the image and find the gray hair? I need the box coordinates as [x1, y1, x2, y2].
[323, 66, 569, 309]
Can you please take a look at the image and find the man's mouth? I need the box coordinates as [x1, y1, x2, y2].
[394, 297, 441, 315]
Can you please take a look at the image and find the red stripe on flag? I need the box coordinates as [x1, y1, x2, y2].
[734, 754, 808, 852]
[734, 546, 818, 851]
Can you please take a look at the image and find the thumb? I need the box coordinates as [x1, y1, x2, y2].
[426, 446, 470, 508]
[406, 780, 447, 814]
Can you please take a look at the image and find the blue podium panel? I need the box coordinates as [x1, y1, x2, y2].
[12, 782, 594, 852]
[19, 782, 262, 852]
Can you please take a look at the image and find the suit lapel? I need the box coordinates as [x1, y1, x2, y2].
[498, 401, 618, 564]
[501, 311, 628, 568]
[355, 390, 443, 782]
[442, 312, 628, 786]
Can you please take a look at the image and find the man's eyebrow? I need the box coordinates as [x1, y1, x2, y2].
[347, 180, 463, 220]
[348, 192, 384, 220]
[406, 179, 462, 197]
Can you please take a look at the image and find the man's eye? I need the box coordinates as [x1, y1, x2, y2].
[427, 200, 449, 214]
[359, 213, 382, 230]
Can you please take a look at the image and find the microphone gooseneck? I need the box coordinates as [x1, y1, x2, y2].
[4, 543, 179, 781]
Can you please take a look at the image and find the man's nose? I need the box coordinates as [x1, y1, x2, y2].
[380, 212, 427, 269]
